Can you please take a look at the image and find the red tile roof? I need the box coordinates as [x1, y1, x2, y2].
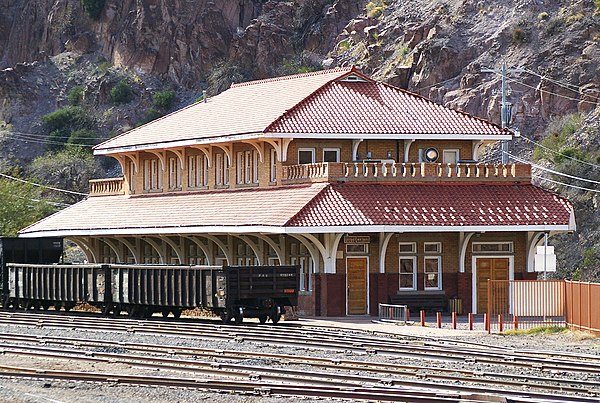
[267, 81, 506, 136]
[286, 183, 573, 228]
[20, 182, 572, 237]
[94, 67, 508, 154]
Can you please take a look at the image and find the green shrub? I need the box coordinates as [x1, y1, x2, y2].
[366, 1, 384, 18]
[545, 16, 564, 36]
[67, 85, 84, 105]
[81, 0, 105, 20]
[533, 114, 583, 161]
[596, 0, 600, 13]
[153, 90, 176, 110]
[512, 27, 528, 44]
[538, 11, 549, 20]
[337, 39, 351, 52]
[42, 106, 89, 133]
[97, 58, 111, 74]
[110, 80, 134, 104]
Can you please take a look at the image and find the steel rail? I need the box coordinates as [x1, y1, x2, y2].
[0, 345, 597, 403]
[0, 312, 598, 375]
[2, 341, 599, 396]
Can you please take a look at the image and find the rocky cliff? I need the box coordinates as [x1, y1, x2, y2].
[1, 0, 599, 277]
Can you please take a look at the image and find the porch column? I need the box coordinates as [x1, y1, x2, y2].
[379, 232, 394, 273]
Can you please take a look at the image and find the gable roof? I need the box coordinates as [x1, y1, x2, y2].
[94, 67, 510, 155]
[19, 182, 574, 238]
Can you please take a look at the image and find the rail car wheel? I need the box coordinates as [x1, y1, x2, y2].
[172, 309, 182, 319]
[42, 303, 51, 311]
[233, 312, 243, 325]
[270, 307, 281, 324]
[54, 302, 62, 311]
[258, 315, 268, 325]
[112, 306, 122, 318]
[32, 301, 41, 311]
[219, 311, 231, 324]
[161, 309, 170, 318]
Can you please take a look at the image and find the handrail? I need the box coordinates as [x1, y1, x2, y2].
[89, 177, 125, 196]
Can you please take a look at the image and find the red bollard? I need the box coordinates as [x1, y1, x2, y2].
[436, 311, 442, 328]
[452, 312, 457, 329]
[406, 308, 410, 322]
[484, 313, 489, 333]
[513, 315, 519, 330]
[498, 314, 504, 333]
[468, 312, 473, 331]
[420, 310, 425, 327]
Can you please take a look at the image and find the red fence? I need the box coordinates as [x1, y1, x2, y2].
[486, 280, 600, 335]
[565, 281, 600, 336]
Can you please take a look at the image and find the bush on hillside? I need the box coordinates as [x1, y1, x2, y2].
[81, 0, 106, 20]
[110, 80, 134, 104]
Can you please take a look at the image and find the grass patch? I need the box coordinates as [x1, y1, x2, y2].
[503, 326, 567, 336]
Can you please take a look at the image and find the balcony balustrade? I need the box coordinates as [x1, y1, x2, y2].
[281, 162, 531, 184]
[89, 177, 125, 196]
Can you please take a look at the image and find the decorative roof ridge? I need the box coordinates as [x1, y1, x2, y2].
[376, 80, 512, 135]
[230, 66, 354, 88]
[263, 67, 371, 133]
[330, 181, 532, 187]
[283, 183, 334, 227]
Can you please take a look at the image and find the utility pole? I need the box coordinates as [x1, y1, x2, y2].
[482, 62, 525, 164]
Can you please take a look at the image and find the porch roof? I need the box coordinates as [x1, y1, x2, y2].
[19, 183, 574, 237]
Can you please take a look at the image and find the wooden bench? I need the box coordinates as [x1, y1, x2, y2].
[389, 291, 447, 313]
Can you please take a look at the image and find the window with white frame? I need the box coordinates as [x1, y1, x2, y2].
[244, 150, 252, 184]
[424, 242, 442, 290]
[215, 153, 229, 186]
[236, 150, 259, 185]
[168, 157, 182, 190]
[472, 242, 513, 253]
[290, 242, 313, 292]
[127, 160, 135, 193]
[143, 158, 162, 191]
[252, 150, 259, 184]
[399, 256, 417, 290]
[323, 148, 340, 163]
[188, 154, 208, 188]
[346, 244, 368, 254]
[270, 148, 277, 182]
[298, 148, 315, 164]
[398, 242, 417, 290]
[424, 257, 441, 289]
[236, 151, 244, 184]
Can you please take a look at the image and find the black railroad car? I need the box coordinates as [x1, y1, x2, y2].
[4, 261, 299, 325]
[0, 237, 63, 301]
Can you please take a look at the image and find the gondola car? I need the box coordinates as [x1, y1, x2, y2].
[1, 237, 299, 324]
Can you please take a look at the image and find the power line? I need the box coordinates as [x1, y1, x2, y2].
[519, 135, 600, 170]
[533, 174, 600, 194]
[1, 132, 95, 147]
[522, 68, 600, 94]
[0, 172, 88, 196]
[502, 74, 600, 106]
[509, 153, 600, 185]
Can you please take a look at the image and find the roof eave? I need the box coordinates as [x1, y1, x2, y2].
[19, 223, 573, 238]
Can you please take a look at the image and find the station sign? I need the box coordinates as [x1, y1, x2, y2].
[534, 245, 556, 272]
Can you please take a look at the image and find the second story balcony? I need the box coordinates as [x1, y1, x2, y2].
[281, 162, 532, 185]
[89, 162, 532, 197]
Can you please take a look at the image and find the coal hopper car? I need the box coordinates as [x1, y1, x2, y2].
[1, 238, 299, 324]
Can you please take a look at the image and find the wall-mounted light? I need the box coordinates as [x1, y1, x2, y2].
[366, 151, 372, 159]
[387, 150, 392, 159]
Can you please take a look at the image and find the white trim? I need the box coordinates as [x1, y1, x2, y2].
[458, 232, 475, 273]
[398, 242, 417, 254]
[94, 132, 511, 156]
[472, 241, 513, 253]
[471, 255, 514, 314]
[399, 256, 417, 290]
[424, 241, 442, 254]
[527, 232, 545, 273]
[379, 232, 394, 273]
[346, 256, 370, 315]
[442, 149, 460, 164]
[20, 224, 572, 238]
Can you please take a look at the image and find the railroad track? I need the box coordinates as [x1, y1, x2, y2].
[0, 311, 598, 375]
[0, 311, 598, 401]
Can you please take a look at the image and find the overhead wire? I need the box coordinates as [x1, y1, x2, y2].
[522, 68, 600, 94]
[518, 135, 600, 170]
[1, 131, 95, 147]
[508, 153, 600, 185]
[533, 174, 600, 193]
[0, 172, 88, 196]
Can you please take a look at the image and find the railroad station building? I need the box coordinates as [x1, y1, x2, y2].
[20, 67, 575, 316]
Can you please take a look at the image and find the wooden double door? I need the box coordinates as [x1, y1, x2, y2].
[476, 258, 509, 313]
[347, 257, 368, 315]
